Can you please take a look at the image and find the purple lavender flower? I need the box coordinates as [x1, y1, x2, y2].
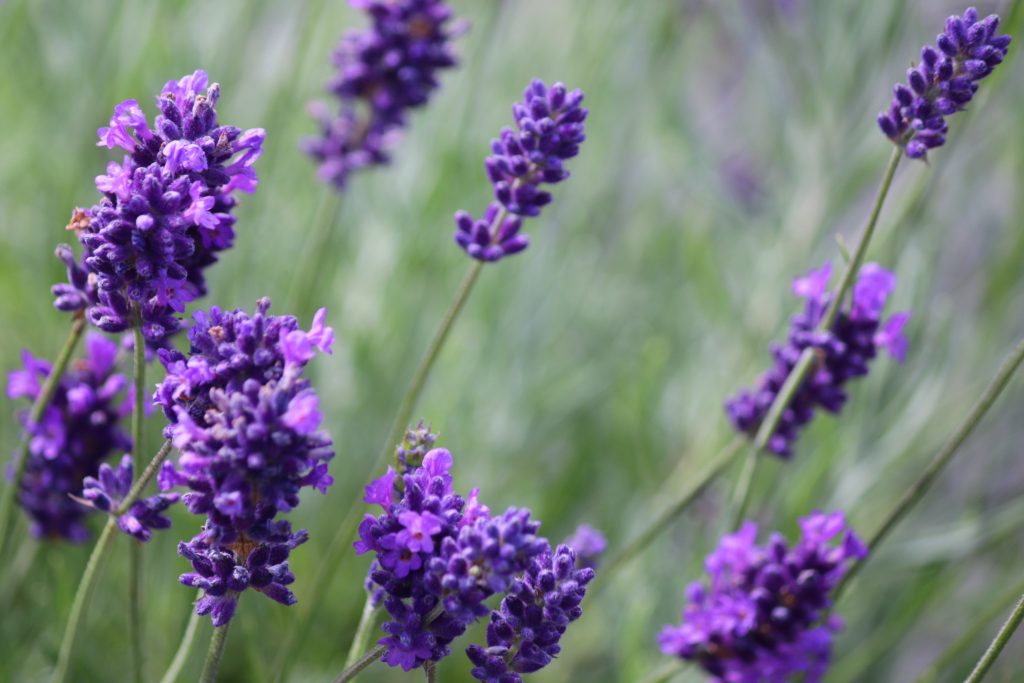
[878, 7, 1010, 159]
[76, 454, 179, 542]
[454, 80, 588, 262]
[725, 262, 911, 458]
[356, 447, 560, 672]
[6, 333, 131, 541]
[563, 523, 607, 569]
[658, 511, 866, 683]
[466, 544, 596, 682]
[54, 70, 265, 343]
[155, 299, 334, 623]
[303, 0, 464, 188]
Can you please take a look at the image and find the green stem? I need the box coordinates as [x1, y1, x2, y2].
[914, 575, 1024, 683]
[198, 623, 231, 683]
[729, 445, 759, 530]
[271, 259, 485, 682]
[158, 606, 203, 683]
[0, 315, 86, 553]
[963, 592, 1024, 683]
[343, 594, 380, 671]
[834, 336, 1024, 602]
[49, 516, 118, 683]
[601, 437, 744, 580]
[332, 645, 387, 683]
[425, 661, 438, 683]
[129, 324, 146, 683]
[288, 190, 344, 318]
[48, 439, 173, 683]
[751, 147, 902, 456]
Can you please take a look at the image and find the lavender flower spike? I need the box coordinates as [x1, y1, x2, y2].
[454, 80, 588, 262]
[304, 0, 465, 188]
[725, 261, 910, 458]
[878, 7, 1010, 159]
[658, 511, 867, 683]
[564, 523, 607, 569]
[55, 70, 265, 343]
[76, 454, 179, 542]
[155, 299, 335, 624]
[6, 333, 131, 541]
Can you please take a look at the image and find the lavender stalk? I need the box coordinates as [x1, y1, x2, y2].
[333, 645, 387, 683]
[834, 335, 1024, 602]
[0, 315, 86, 552]
[158, 606, 202, 683]
[129, 322, 146, 683]
[963, 593, 1024, 683]
[198, 623, 231, 683]
[49, 439, 174, 683]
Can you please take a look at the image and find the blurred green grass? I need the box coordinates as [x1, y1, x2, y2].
[1, 0, 1023, 681]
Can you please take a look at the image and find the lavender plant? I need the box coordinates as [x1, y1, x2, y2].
[659, 512, 866, 682]
[304, 0, 464, 188]
[153, 299, 335, 625]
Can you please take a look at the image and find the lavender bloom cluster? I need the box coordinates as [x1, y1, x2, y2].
[6, 333, 131, 541]
[355, 444, 594, 677]
[54, 70, 265, 343]
[154, 298, 335, 625]
[564, 523, 607, 569]
[878, 7, 1010, 159]
[304, 0, 463, 188]
[659, 511, 867, 683]
[725, 262, 911, 458]
[454, 80, 588, 262]
[76, 454, 179, 542]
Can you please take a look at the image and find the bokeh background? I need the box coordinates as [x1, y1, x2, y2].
[2, 0, 1023, 681]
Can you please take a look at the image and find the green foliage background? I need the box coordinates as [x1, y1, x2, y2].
[1, 0, 1023, 681]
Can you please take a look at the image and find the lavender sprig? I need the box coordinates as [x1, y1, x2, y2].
[878, 7, 1011, 159]
[75, 454, 178, 542]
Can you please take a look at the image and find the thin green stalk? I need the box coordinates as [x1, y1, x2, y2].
[963, 592, 1024, 683]
[49, 516, 119, 683]
[273, 258, 486, 682]
[343, 594, 380, 669]
[332, 645, 387, 683]
[158, 606, 203, 683]
[751, 147, 902, 456]
[835, 336, 1024, 601]
[288, 189, 344, 318]
[0, 315, 86, 553]
[601, 437, 744, 580]
[49, 440, 173, 683]
[915, 575, 1024, 683]
[425, 661, 438, 683]
[729, 445, 759, 530]
[129, 324, 146, 683]
[198, 623, 231, 683]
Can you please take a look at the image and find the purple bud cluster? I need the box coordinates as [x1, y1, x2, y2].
[878, 7, 1010, 159]
[76, 454, 179, 542]
[304, 0, 463, 188]
[725, 262, 910, 458]
[153, 298, 335, 624]
[455, 80, 588, 262]
[466, 545, 595, 683]
[658, 511, 867, 683]
[355, 445, 593, 677]
[6, 333, 132, 541]
[53, 70, 265, 344]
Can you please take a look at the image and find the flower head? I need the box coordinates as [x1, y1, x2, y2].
[77, 454, 179, 542]
[725, 262, 911, 458]
[304, 0, 464, 188]
[658, 511, 866, 683]
[6, 333, 132, 541]
[454, 80, 588, 262]
[563, 523, 607, 569]
[155, 299, 334, 623]
[54, 70, 265, 343]
[878, 7, 1011, 159]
